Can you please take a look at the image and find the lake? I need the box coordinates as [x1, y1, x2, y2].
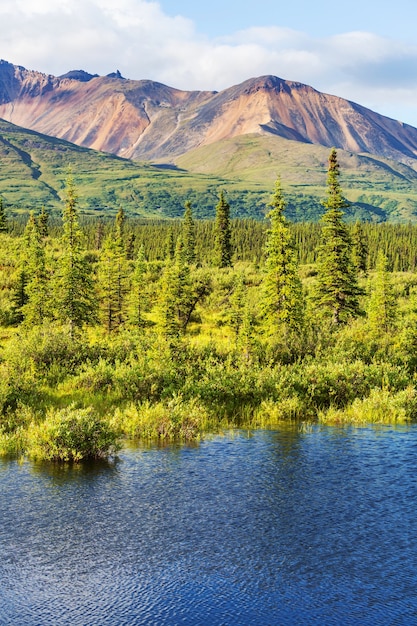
[1, 425, 417, 625]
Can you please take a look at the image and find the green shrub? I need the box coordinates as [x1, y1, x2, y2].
[26, 405, 121, 462]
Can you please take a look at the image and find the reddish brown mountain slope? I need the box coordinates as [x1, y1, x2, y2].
[1, 60, 417, 166]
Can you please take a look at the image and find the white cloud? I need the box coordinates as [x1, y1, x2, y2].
[2, 0, 417, 125]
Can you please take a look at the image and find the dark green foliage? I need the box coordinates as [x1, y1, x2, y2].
[182, 201, 196, 264]
[128, 245, 148, 328]
[262, 179, 304, 333]
[55, 175, 98, 334]
[351, 221, 368, 274]
[368, 250, 397, 334]
[214, 191, 232, 268]
[313, 149, 363, 324]
[38, 206, 49, 238]
[0, 197, 7, 232]
[22, 213, 50, 325]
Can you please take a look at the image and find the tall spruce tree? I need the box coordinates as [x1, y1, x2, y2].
[214, 191, 232, 268]
[55, 175, 97, 335]
[262, 179, 304, 333]
[313, 149, 362, 324]
[182, 200, 196, 265]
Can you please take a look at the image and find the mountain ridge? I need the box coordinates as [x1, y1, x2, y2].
[1, 60, 417, 167]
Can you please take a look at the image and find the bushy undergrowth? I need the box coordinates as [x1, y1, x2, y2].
[26, 405, 120, 462]
[0, 314, 416, 462]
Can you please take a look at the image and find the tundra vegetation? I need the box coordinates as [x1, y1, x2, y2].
[1, 150, 417, 462]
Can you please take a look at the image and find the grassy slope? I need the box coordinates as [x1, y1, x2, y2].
[2, 119, 417, 221]
[176, 134, 417, 222]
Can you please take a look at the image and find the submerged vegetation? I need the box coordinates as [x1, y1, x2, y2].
[2, 150, 417, 461]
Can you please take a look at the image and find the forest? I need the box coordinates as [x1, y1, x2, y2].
[1, 148, 417, 462]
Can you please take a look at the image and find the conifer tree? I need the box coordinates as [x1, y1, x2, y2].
[10, 268, 28, 324]
[126, 232, 136, 260]
[182, 200, 196, 265]
[262, 179, 304, 333]
[0, 196, 7, 233]
[98, 235, 121, 333]
[98, 212, 129, 332]
[21, 213, 49, 325]
[164, 228, 175, 260]
[158, 238, 193, 339]
[368, 250, 397, 334]
[55, 175, 97, 335]
[38, 206, 49, 238]
[113, 207, 129, 328]
[352, 221, 368, 274]
[95, 220, 105, 250]
[313, 149, 362, 324]
[230, 273, 246, 338]
[115, 206, 125, 248]
[128, 244, 147, 328]
[214, 191, 232, 268]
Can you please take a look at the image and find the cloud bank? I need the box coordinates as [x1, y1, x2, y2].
[2, 0, 417, 125]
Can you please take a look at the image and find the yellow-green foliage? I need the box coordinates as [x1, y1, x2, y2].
[115, 395, 211, 441]
[318, 387, 417, 425]
[251, 397, 306, 427]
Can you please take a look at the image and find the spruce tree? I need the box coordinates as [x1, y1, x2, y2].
[214, 191, 232, 268]
[164, 228, 175, 261]
[230, 273, 246, 338]
[38, 206, 49, 238]
[21, 213, 49, 326]
[128, 244, 147, 328]
[113, 207, 128, 328]
[115, 206, 126, 248]
[368, 250, 397, 334]
[55, 175, 97, 335]
[262, 179, 304, 333]
[313, 149, 362, 324]
[98, 236, 121, 333]
[352, 221, 368, 274]
[0, 196, 7, 233]
[182, 200, 196, 265]
[98, 213, 129, 332]
[158, 238, 192, 339]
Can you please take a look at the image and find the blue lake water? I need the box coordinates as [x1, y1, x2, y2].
[1, 425, 417, 625]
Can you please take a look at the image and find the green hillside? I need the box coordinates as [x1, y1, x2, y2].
[2, 119, 417, 221]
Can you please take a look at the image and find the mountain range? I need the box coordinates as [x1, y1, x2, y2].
[1, 59, 417, 221]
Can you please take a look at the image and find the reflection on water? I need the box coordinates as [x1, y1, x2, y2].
[1, 425, 417, 625]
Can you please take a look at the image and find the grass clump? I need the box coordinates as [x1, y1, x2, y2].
[116, 395, 211, 442]
[318, 386, 417, 425]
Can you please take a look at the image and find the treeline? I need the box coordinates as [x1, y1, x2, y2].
[7, 216, 417, 271]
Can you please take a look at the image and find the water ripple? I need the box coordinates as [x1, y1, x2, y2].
[1, 426, 417, 624]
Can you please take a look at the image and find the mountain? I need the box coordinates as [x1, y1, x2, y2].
[2, 60, 417, 222]
[1, 60, 417, 168]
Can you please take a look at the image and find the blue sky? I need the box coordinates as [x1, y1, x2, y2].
[1, 0, 417, 126]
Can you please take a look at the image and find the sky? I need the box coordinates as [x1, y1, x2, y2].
[2, 0, 417, 126]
